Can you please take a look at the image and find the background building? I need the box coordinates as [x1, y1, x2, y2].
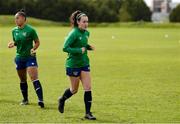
[151, 0, 179, 22]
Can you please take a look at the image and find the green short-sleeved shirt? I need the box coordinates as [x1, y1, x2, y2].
[63, 27, 91, 68]
[12, 24, 38, 58]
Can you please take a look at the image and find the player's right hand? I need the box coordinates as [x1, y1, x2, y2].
[81, 47, 86, 54]
[8, 41, 15, 48]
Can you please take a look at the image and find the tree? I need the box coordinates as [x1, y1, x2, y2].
[0, 0, 152, 22]
[119, 2, 132, 22]
[169, 4, 180, 22]
[132, 0, 152, 21]
[119, 0, 151, 22]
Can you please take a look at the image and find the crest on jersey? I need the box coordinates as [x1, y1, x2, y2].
[22, 32, 27, 36]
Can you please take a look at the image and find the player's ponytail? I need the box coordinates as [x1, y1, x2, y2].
[16, 9, 27, 21]
[70, 10, 87, 27]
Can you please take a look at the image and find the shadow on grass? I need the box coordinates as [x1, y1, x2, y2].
[0, 99, 56, 109]
[0, 99, 128, 123]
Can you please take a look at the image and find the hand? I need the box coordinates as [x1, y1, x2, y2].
[81, 47, 86, 54]
[90, 45, 95, 51]
[30, 48, 36, 56]
[8, 41, 15, 48]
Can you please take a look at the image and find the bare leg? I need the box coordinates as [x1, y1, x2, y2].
[17, 69, 28, 104]
[58, 76, 80, 113]
[17, 69, 27, 82]
[80, 71, 91, 91]
[80, 71, 96, 120]
[69, 76, 80, 94]
[27, 66, 44, 108]
[27, 66, 38, 81]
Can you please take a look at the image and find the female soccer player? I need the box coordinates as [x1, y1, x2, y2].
[58, 10, 96, 120]
[8, 10, 44, 108]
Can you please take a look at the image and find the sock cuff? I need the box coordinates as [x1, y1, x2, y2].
[61, 88, 73, 101]
[84, 91, 92, 100]
[69, 88, 73, 95]
[84, 90, 92, 93]
[33, 79, 39, 82]
[20, 82, 28, 87]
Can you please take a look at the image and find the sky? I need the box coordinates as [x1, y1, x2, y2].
[144, 0, 180, 7]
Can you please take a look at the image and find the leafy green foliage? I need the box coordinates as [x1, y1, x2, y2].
[169, 4, 180, 22]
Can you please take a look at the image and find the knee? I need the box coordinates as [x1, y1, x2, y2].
[20, 78, 27, 83]
[84, 86, 91, 91]
[30, 75, 38, 82]
[71, 89, 78, 94]
[28, 71, 38, 81]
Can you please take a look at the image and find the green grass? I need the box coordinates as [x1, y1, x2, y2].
[0, 24, 180, 123]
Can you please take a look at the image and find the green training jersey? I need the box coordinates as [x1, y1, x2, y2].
[63, 27, 92, 68]
[12, 24, 38, 58]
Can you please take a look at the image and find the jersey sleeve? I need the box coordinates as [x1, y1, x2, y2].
[31, 29, 39, 40]
[63, 31, 82, 54]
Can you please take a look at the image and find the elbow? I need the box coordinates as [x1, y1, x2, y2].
[37, 42, 40, 48]
[63, 47, 67, 52]
[38, 41, 40, 46]
[35, 40, 40, 47]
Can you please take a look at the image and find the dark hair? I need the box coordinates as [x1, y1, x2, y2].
[16, 9, 27, 20]
[70, 10, 87, 27]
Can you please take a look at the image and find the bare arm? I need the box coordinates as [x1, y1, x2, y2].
[31, 39, 40, 55]
[33, 39, 40, 50]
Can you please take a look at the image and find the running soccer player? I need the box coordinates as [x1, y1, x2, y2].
[58, 10, 96, 120]
[8, 9, 44, 108]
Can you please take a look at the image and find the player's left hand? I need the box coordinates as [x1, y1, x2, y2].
[30, 48, 36, 56]
[90, 45, 95, 51]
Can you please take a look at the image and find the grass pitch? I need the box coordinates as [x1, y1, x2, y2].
[0, 24, 180, 123]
